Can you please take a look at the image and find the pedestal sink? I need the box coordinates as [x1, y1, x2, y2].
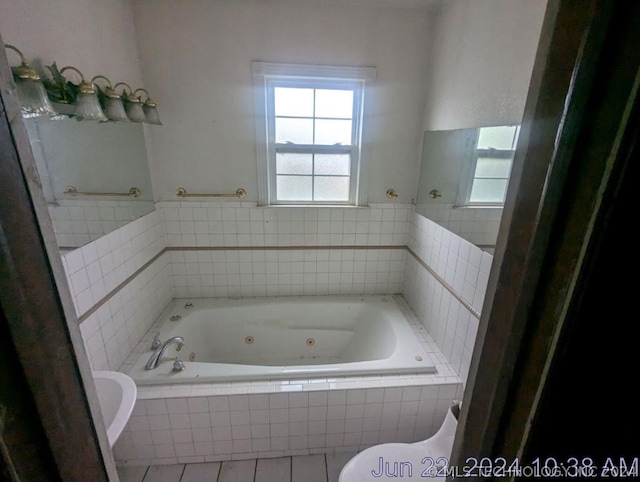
[93, 371, 137, 447]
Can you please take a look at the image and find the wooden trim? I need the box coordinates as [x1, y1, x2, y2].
[501, 1, 640, 461]
[0, 36, 115, 481]
[525, 40, 640, 462]
[0, 310, 59, 480]
[453, 0, 639, 469]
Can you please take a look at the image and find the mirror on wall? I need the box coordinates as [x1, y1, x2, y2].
[415, 125, 520, 251]
[25, 116, 155, 251]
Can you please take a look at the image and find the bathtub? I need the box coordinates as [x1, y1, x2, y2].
[129, 295, 436, 384]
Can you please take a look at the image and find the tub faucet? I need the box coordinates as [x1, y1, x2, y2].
[145, 336, 184, 370]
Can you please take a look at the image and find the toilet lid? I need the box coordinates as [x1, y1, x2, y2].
[339, 443, 450, 481]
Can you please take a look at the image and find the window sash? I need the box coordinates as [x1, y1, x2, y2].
[454, 126, 520, 207]
[467, 151, 515, 205]
[271, 146, 357, 204]
[267, 81, 361, 205]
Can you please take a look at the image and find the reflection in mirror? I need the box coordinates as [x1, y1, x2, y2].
[416, 125, 520, 252]
[25, 117, 155, 251]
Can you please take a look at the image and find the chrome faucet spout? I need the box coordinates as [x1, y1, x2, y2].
[144, 336, 184, 370]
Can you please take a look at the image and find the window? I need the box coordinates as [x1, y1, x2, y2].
[467, 125, 520, 205]
[253, 62, 376, 205]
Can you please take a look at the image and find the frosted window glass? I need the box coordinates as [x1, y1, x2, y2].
[315, 89, 353, 119]
[470, 179, 508, 203]
[275, 118, 313, 144]
[274, 87, 314, 117]
[477, 126, 519, 150]
[314, 176, 350, 201]
[276, 153, 313, 174]
[315, 119, 352, 145]
[475, 157, 512, 178]
[314, 154, 350, 175]
[277, 175, 312, 201]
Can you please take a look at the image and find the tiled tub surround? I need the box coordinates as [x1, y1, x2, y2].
[114, 296, 462, 466]
[61, 203, 414, 372]
[49, 199, 154, 249]
[169, 248, 405, 298]
[79, 252, 172, 371]
[157, 202, 412, 248]
[403, 212, 492, 383]
[160, 202, 412, 298]
[55, 202, 486, 465]
[61, 210, 173, 370]
[114, 383, 462, 466]
[416, 203, 503, 248]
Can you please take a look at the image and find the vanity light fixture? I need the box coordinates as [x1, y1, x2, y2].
[4, 44, 58, 118]
[90, 75, 129, 122]
[59, 66, 108, 121]
[114, 82, 146, 123]
[134, 88, 162, 125]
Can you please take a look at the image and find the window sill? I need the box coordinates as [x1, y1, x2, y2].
[264, 204, 370, 209]
[452, 205, 504, 210]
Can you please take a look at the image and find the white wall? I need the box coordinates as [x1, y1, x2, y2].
[422, 0, 547, 131]
[0, 0, 143, 88]
[132, 0, 432, 203]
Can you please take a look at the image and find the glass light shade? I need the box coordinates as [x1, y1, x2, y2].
[14, 77, 58, 118]
[143, 103, 162, 125]
[125, 100, 146, 122]
[103, 96, 129, 122]
[74, 92, 109, 121]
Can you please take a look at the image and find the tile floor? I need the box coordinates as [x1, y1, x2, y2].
[117, 452, 356, 482]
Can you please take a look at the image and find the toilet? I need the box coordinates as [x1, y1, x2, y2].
[339, 401, 461, 481]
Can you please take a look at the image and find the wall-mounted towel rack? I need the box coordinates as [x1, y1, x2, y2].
[63, 186, 141, 198]
[175, 187, 247, 199]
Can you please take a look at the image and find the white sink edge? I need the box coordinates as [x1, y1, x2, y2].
[93, 370, 137, 448]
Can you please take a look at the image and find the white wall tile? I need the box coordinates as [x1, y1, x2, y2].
[65, 210, 173, 370]
[403, 210, 493, 384]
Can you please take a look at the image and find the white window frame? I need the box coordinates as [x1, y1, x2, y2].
[457, 125, 520, 207]
[252, 61, 376, 206]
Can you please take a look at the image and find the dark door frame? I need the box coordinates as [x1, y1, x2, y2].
[453, 0, 640, 475]
[0, 34, 117, 481]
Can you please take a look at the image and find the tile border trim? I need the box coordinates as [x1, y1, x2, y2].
[165, 245, 406, 252]
[77, 248, 167, 323]
[77, 244, 480, 323]
[405, 247, 481, 319]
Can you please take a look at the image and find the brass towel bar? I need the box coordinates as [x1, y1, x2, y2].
[64, 186, 141, 198]
[176, 187, 247, 199]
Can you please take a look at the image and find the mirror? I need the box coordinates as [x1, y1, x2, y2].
[24, 116, 154, 251]
[416, 125, 520, 252]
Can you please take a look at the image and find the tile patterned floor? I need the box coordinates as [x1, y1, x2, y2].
[118, 452, 356, 482]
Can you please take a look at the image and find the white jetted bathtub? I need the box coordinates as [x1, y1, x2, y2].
[129, 295, 436, 384]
